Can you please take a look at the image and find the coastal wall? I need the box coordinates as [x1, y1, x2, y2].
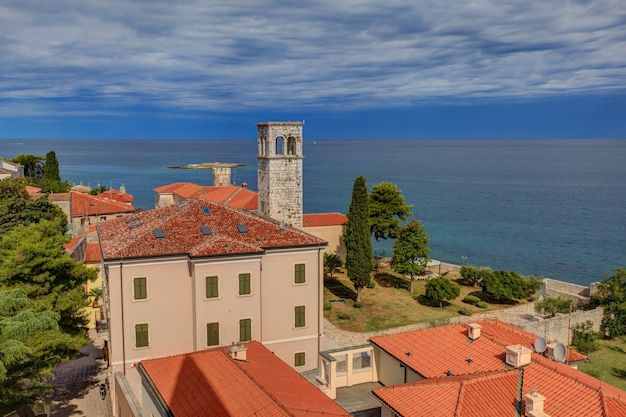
[516, 307, 604, 345]
[541, 278, 591, 304]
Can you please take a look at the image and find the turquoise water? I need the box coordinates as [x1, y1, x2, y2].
[2, 138, 625, 285]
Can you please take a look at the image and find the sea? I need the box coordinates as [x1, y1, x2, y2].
[2, 138, 625, 286]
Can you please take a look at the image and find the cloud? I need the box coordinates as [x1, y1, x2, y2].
[0, 0, 625, 118]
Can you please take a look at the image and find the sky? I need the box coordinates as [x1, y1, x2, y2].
[0, 0, 625, 140]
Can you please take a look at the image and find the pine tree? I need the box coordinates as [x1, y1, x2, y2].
[343, 176, 373, 302]
[369, 181, 413, 241]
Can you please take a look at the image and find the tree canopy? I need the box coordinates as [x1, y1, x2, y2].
[592, 268, 626, 338]
[425, 277, 460, 308]
[344, 176, 373, 302]
[369, 182, 413, 241]
[323, 253, 343, 279]
[391, 220, 430, 292]
[9, 154, 43, 178]
[459, 265, 493, 287]
[43, 151, 60, 181]
[480, 270, 528, 300]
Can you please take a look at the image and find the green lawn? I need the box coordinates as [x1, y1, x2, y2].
[577, 336, 626, 391]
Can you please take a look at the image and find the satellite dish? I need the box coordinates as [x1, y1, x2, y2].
[534, 337, 547, 353]
[553, 343, 567, 362]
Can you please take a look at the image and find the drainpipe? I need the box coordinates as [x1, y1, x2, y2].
[120, 262, 126, 375]
[318, 248, 323, 357]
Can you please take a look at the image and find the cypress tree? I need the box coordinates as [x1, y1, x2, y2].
[343, 175, 373, 302]
[43, 151, 60, 181]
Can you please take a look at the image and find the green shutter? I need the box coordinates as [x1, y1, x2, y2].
[207, 322, 220, 346]
[294, 352, 306, 367]
[239, 273, 251, 295]
[294, 264, 306, 284]
[295, 305, 306, 328]
[206, 276, 219, 298]
[239, 318, 251, 342]
[134, 277, 147, 300]
[135, 323, 149, 347]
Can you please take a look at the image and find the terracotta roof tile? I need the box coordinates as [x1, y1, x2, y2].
[98, 199, 327, 260]
[370, 320, 626, 417]
[303, 213, 348, 227]
[71, 192, 135, 217]
[141, 342, 351, 417]
[85, 242, 101, 262]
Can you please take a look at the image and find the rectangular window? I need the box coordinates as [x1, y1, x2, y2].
[239, 318, 251, 342]
[206, 322, 220, 346]
[295, 352, 306, 367]
[294, 263, 306, 284]
[135, 323, 149, 348]
[295, 305, 306, 328]
[205, 276, 219, 299]
[238, 273, 251, 295]
[133, 277, 147, 300]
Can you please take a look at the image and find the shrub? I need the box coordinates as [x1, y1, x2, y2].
[323, 302, 332, 311]
[459, 307, 473, 316]
[353, 301, 362, 309]
[572, 320, 600, 354]
[366, 280, 376, 289]
[463, 295, 481, 304]
[428, 317, 451, 327]
[535, 296, 573, 317]
[338, 313, 351, 320]
[476, 301, 488, 309]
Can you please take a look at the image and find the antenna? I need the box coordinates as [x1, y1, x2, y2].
[534, 337, 547, 353]
[553, 343, 567, 362]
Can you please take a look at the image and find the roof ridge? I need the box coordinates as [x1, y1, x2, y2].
[454, 378, 465, 416]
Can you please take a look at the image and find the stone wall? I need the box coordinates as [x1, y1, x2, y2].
[540, 278, 592, 305]
[516, 307, 604, 345]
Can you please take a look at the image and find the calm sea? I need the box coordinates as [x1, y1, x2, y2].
[2, 138, 625, 286]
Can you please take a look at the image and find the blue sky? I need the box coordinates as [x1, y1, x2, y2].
[1, 0, 625, 139]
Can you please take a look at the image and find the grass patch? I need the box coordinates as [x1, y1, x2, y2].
[577, 336, 626, 391]
[324, 264, 525, 332]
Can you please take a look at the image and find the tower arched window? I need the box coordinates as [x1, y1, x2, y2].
[276, 136, 284, 155]
[287, 137, 297, 155]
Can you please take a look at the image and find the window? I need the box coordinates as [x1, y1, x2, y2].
[295, 352, 306, 367]
[294, 263, 306, 284]
[239, 318, 251, 342]
[207, 322, 220, 346]
[133, 277, 147, 300]
[295, 305, 306, 328]
[205, 276, 219, 299]
[239, 273, 251, 295]
[135, 323, 149, 348]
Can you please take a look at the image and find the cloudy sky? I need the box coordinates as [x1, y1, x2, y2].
[1, 0, 625, 139]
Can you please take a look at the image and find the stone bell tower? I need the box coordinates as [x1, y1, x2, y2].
[257, 121, 303, 228]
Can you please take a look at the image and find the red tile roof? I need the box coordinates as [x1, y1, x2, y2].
[303, 213, 348, 227]
[85, 242, 101, 263]
[370, 320, 626, 417]
[98, 199, 327, 260]
[155, 182, 259, 210]
[71, 192, 135, 217]
[140, 341, 351, 417]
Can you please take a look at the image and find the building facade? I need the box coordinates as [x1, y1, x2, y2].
[97, 199, 327, 415]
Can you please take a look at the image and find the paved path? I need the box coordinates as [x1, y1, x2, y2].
[46, 330, 113, 417]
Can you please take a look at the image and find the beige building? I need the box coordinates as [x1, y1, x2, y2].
[97, 199, 327, 415]
[0, 157, 24, 179]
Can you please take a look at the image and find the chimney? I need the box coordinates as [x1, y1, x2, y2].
[525, 388, 550, 417]
[505, 345, 532, 368]
[120, 183, 126, 194]
[468, 323, 482, 340]
[228, 343, 247, 361]
[242, 183, 247, 189]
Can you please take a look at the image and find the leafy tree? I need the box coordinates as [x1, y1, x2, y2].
[425, 277, 460, 308]
[459, 265, 493, 287]
[324, 253, 343, 279]
[89, 184, 109, 195]
[534, 296, 573, 317]
[0, 184, 67, 236]
[344, 176, 373, 302]
[369, 182, 413, 241]
[9, 154, 43, 178]
[43, 151, 60, 181]
[523, 275, 543, 296]
[391, 220, 431, 292]
[480, 270, 527, 301]
[593, 268, 626, 338]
